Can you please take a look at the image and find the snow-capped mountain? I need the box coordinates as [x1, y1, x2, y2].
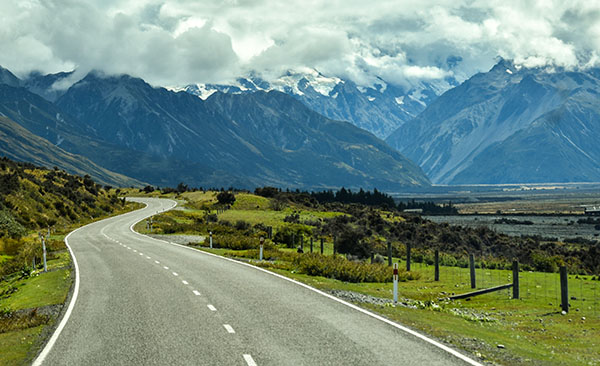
[386, 59, 600, 184]
[174, 69, 455, 139]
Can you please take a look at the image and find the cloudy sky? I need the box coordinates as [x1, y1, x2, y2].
[1, 0, 599, 88]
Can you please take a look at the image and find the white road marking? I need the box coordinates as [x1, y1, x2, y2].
[163, 266, 169, 270]
[133, 249, 137, 252]
[155, 260, 160, 264]
[182, 280, 189, 285]
[139, 253, 143, 256]
[193, 290, 201, 296]
[243, 354, 257, 366]
[172, 272, 179, 276]
[207, 304, 216, 311]
[223, 324, 235, 333]
[146, 256, 151, 259]
[127, 247, 131, 250]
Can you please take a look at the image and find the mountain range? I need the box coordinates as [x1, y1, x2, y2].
[0, 66, 429, 190]
[386, 59, 600, 184]
[177, 69, 455, 139]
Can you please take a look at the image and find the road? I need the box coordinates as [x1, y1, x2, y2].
[35, 197, 479, 365]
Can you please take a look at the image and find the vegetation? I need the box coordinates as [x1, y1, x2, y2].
[131, 186, 600, 365]
[0, 157, 142, 366]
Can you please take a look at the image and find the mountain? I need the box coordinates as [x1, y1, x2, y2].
[54, 72, 429, 190]
[0, 81, 242, 188]
[0, 66, 21, 88]
[0, 115, 141, 187]
[386, 60, 600, 184]
[177, 69, 454, 139]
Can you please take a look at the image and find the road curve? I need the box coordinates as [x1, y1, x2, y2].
[34, 197, 480, 366]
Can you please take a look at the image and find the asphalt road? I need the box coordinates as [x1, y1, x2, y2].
[35, 198, 479, 366]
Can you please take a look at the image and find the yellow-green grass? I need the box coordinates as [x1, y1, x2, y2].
[0, 325, 44, 366]
[1, 268, 71, 311]
[0, 255, 11, 266]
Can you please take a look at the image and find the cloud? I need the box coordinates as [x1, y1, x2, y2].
[1, 0, 599, 88]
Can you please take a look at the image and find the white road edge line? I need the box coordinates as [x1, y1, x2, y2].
[223, 324, 235, 333]
[243, 354, 257, 366]
[207, 304, 216, 311]
[128, 198, 482, 366]
[32, 220, 84, 366]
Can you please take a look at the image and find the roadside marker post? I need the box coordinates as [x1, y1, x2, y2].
[209, 231, 213, 249]
[42, 235, 47, 272]
[393, 263, 399, 303]
[259, 237, 264, 261]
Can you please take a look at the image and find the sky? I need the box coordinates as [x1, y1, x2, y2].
[1, 0, 599, 89]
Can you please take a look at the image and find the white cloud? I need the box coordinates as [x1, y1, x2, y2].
[0, 0, 599, 87]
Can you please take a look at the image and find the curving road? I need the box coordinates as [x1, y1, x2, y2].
[34, 198, 480, 366]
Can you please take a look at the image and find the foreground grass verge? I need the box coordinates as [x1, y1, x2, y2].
[0, 201, 143, 366]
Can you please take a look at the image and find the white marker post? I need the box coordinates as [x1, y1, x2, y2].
[40, 234, 50, 272]
[259, 237, 264, 261]
[209, 231, 213, 249]
[393, 262, 398, 304]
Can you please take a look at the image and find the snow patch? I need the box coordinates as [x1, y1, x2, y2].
[506, 69, 513, 75]
[367, 96, 376, 102]
[395, 96, 405, 105]
[331, 92, 339, 99]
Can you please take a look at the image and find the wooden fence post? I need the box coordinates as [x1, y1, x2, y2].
[310, 237, 313, 253]
[560, 266, 569, 313]
[434, 250, 440, 281]
[469, 254, 476, 289]
[512, 261, 520, 299]
[320, 238, 324, 254]
[387, 242, 392, 267]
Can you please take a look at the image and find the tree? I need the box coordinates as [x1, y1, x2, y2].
[217, 191, 236, 205]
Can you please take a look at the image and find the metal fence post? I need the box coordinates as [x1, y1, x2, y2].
[434, 250, 439, 281]
[469, 254, 476, 289]
[560, 266, 569, 313]
[512, 261, 520, 299]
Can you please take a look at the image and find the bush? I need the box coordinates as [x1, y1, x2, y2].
[0, 211, 26, 238]
[217, 191, 236, 205]
[273, 224, 312, 248]
[293, 253, 419, 283]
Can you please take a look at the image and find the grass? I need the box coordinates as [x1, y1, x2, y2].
[0, 325, 44, 366]
[1, 269, 71, 311]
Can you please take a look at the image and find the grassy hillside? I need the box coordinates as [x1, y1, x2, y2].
[0, 116, 143, 187]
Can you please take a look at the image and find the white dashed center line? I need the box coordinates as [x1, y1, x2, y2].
[133, 249, 137, 253]
[155, 260, 160, 264]
[139, 253, 143, 256]
[223, 324, 235, 334]
[163, 266, 169, 270]
[192, 290, 201, 296]
[243, 354, 257, 366]
[182, 280, 189, 285]
[172, 272, 178, 276]
[146, 256, 151, 259]
[207, 304, 217, 311]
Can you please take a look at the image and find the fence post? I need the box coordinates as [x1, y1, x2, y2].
[393, 263, 399, 303]
[209, 231, 213, 249]
[42, 236, 47, 272]
[370, 252, 374, 264]
[320, 238, 324, 254]
[259, 237, 264, 261]
[512, 261, 520, 299]
[406, 244, 411, 271]
[301, 235, 304, 251]
[434, 250, 439, 281]
[310, 237, 313, 253]
[387, 242, 392, 267]
[469, 254, 476, 289]
[560, 266, 569, 313]
[292, 233, 295, 248]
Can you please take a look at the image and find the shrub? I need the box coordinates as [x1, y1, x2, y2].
[293, 253, 419, 283]
[273, 224, 312, 248]
[217, 191, 236, 205]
